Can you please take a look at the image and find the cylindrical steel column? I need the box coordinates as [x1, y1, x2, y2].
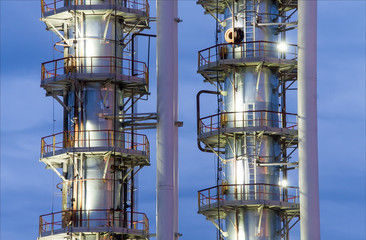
[39, 0, 151, 239]
[298, 1, 321, 239]
[222, 1, 282, 239]
[156, 0, 179, 238]
[65, 12, 125, 217]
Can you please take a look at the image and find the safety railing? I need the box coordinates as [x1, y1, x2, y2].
[39, 209, 149, 236]
[41, 56, 148, 84]
[199, 110, 297, 134]
[198, 41, 298, 67]
[198, 184, 299, 210]
[41, 0, 149, 16]
[40, 130, 149, 157]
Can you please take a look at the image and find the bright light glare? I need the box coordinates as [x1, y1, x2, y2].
[277, 42, 288, 52]
[280, 180, 288, 188]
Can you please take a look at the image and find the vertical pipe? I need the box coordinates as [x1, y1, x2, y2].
[173, 0, 179, 238]
[298, 1, 321, 239]
[156, 0, 178, 239]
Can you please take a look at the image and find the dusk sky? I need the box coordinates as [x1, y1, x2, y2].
[1, 1, 365, 240]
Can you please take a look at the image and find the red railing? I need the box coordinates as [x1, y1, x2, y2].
[41, 0, 149, 16]
[39, 209, 149, 236]
[198, 41, 298, 67]
[199, 110, 297, 134]
[40, 130, 149, 157]
[41, 56, 148, 84]
[198, 184, 299, 210]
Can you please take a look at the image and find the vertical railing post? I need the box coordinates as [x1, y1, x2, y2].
[198, 192, 200, 210]
[51, 213, 54, 235]
[41, 0, 44, 16]
[240, 43, 243, 58]
[54, 60, 58, 79]
[42, 64, 45, 81]
[52, 135, 56, 155]
[198, 51, 200, 67]
[41, 139, 45, 158]
[208, 48, 211, 63]
[39, 216, 42, 236]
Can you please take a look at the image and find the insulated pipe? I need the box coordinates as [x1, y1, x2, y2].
[298, 1, 321, 239]
[173, 0, 179, 236]
[156, 0, 178, 239]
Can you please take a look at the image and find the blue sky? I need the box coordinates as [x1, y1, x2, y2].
[1, 1, 365, 239]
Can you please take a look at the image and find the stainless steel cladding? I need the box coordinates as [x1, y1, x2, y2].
[224, 2, 282, 238]
[196, 0, 300, 239]
[38, 0, 151, 239]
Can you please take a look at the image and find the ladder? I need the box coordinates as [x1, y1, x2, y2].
[245, 135, 257, 199]
[243, 0, 257, 57]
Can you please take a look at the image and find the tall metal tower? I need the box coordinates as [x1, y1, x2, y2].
[38, 0, 152, 239]
[196, 0, 320, 239]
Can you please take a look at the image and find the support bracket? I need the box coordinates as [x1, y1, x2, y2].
[102, 151, 112, 180]
[208, 218, 228, 238]
[48, 22, 70, 46]
[257, 205, 264, 236]
[46, 162, 66, 182]
[47, 91, 71, 113]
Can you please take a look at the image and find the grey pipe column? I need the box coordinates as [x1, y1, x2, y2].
[298, 0, 321, 239]
[156, 0, 179, 238]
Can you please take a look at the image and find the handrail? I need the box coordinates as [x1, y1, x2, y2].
[40, 129, 150, 158]
[199, 110, 297, 134]
[198, 184, 299, 210]
[41, 56, 149, 86]
[39, 209, 149, 236]
[41, 0, 149, 16]
[198, 41, 298, 67]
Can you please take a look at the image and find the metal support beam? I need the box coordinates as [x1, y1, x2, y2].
[298, 1, 321, 239]
[47, 91, 71, 113]
[122, 168, 134, 181]
[102, 152, 112, 180]
[257, 162, 298, 167]
[257, 205, 264, 235]
[46, 162, 66, 182]
[257, 21, 297, 26]
[103, 11, 112, 41]
[48, 22, 69, 45]
[208, 219, 228, 238]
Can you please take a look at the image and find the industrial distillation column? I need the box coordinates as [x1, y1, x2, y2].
[224, 1, 282, 238]
[38, 0, 151, 239]
[196, 0, 301, 239]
